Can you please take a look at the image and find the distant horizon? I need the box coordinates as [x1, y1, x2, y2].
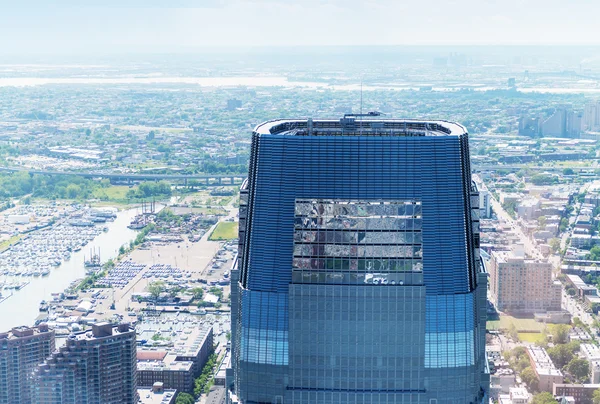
[2, 1, 600, 55]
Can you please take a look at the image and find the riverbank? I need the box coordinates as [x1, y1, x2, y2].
[0, 207, 139, 331]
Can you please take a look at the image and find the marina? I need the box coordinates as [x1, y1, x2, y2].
[0, 207, 139, 331]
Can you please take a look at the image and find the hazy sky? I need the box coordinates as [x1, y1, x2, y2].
[1, 0, 599, 54]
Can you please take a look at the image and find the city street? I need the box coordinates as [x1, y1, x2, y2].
[488, 195, 543, 260]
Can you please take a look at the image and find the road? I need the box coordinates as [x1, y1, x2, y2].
[485, 179, 599, 328]
[0, 166, 244, 184]
[488, 195, 543, 261]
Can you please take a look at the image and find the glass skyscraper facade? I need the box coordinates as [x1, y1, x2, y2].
[230, 118, 489, 403]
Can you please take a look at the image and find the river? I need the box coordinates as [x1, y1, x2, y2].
[0, 76, 598, 94]
[0, 207, 140, 331]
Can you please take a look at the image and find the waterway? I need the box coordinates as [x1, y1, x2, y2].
[0, 207, 140, 331]
[0, 76, 599, 94]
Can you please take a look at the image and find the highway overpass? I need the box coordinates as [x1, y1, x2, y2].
[0, 167, 245, 186]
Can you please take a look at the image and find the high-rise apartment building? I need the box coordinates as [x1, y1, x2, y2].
[0, 324, 55, 404]
[32, 322, 137, 404]
[230, 117, 489, 403]
[489, 249, 561, 314]
[583, 100, 600, 131]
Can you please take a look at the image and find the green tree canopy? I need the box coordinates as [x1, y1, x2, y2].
[532, 392, 557, 404]
[547, 344, 574, 368]
[148, 281, 166, 299]
[521, 366, 539, 392]
[549, 238, 561, 253]
[550, 324, 570, 344]
[566, 358, 590, 382]
[175, 392, 195, 404]
[592, 388, 600, 404]
[190, 287, 204, 299]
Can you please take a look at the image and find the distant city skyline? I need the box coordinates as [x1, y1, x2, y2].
[1, 0, 600, 55]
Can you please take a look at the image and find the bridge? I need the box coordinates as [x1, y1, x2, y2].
[0, 167, 245, 186]
[0, 163, 573, 185]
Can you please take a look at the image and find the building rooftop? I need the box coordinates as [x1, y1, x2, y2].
[69, 322, 133, 341]
[136, 387, 176, 404]
[138, 325, 211, 359]
[492, 249, 549, 265]
[566, 274, 588, 289]
[0, 324, 52, 340]
[528, 346, 563, 377]
[509, 387, 529, 400]
[580, 344, 600, 361]
[253, 118, 467, 137]
[137, 355, 193, 372]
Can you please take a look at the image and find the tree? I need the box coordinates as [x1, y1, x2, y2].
[549, 238, 561, 254]
[592, 388, 600, 404]
[190, 287, 204, 300]
[521, 366, 539, 392]
[103, 259, 115, 270]
[147, 131, 155, 141]
[548, 344, 575, 368]
[531, 392, 557, 404]
[175, 392, 195, 404]
[531, 174, 558, 186]
[563, 168, 575, 176]
[148, 281, 166, 300]
[209, 287, 223, 299]
[588, 245, 600, 261]
[66, 183, 81, 199]
[560, 217, 569, 232]
[566, 358, 590, 382]
[538, 216, 547, 229]
[550, 324, 570, 344]
[169, 286, 182, 298]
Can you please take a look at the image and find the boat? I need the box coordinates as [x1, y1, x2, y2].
[190, 309, 207, 315]
[128, 221, 146, 230]
[84, 248, 101, 269]
[39, 301, 49, 312]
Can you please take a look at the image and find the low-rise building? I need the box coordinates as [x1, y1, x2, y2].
[137, 327, 213, 394]
[137, 382, 176, 404]
[138, 353, 194, 394]
[509, 387, 529, 404]
[580, 344, 600, 362]
[553, 384, 600, 404]
[569, 327, 593, 342]
[591, 361, 600, 384]
[527, 346, 563, 392]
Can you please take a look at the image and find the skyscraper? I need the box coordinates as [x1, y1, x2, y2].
[32, 322, 137, 404]
[230, 117, 489, 403]
[0, 324, 55, 404]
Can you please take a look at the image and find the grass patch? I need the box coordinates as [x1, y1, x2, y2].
[93, 185, 131, 200]
[518, 332, 545, 343]
[0, 234, 24, 252]
[209, 222, 238, 241]
[487, 314, 545, 333]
